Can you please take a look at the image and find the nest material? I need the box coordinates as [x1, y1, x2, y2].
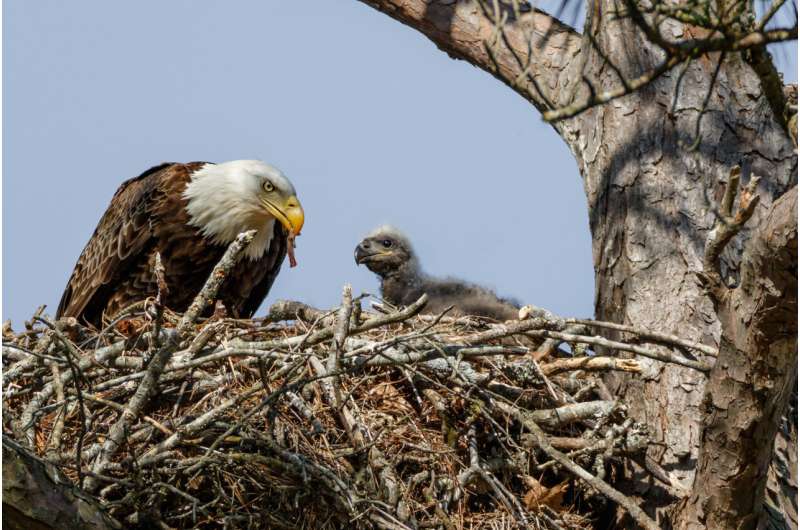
[3, 236, 711, 529]
[3, 297, 655, 530]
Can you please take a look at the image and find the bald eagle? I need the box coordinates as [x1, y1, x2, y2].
[56, 160, 304, 327]
[355, 225, 520, 321]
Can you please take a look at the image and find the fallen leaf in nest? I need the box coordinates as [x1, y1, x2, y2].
[523, 476, 569, 511]
[368, 382, 412, 412]
[115, 318, 147, 336]
[368, 381, 400, 398]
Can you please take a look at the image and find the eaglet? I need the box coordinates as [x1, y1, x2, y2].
[355, 225, 520, 320]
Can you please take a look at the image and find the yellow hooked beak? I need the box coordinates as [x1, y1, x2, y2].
[263, 195, 304, 235]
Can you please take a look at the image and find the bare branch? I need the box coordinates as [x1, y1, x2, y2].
[701, 167, 762, 298]
[541, 356, 642, 376]
[358, 0, 582, 113]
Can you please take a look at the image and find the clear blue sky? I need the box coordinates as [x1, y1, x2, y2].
[3, 1, 796, 327]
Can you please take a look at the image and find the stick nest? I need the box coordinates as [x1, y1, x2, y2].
[3, 292, 673, 530]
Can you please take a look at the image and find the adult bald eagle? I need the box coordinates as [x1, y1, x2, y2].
[355, 225, 520, 321]
[56, 160, 304, 327]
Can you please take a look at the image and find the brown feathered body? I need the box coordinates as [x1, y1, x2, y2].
[57, 162, 288, 327]
[355, 226, 520, 321]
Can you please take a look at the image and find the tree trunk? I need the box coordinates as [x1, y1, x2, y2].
[2, 436, 121, 530]
[574, 6, 797, 527]
[677, 188, 797, 528]
[357, 1, 797, 526]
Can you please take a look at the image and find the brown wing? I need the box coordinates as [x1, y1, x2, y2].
[56, 162, 180, 323]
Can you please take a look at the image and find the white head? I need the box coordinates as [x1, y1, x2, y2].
[182, 160, 304, 259]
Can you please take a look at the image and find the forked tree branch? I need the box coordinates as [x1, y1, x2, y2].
[359, 0, 796, 127]
[700, 166, 761, 300]
[357, 0, 583, 113]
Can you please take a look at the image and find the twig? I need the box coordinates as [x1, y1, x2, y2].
[566, 319, 717, 356]
[30, 317, 90, 486]
[150, 252, 168, 349]
[178, 230, 257, 337]
[528, 400, 617, 428]
[285, 391, 325, 435]
[329, 285, 354, 409]
[46, 363, 67, 457]
[685, 51, 725, 151]
[541, 356, 642, 376]
[528, 329, 711, 372]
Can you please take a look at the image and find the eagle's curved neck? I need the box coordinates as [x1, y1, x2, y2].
[380, 258, 425, 305]
[182, 164, 274, 260]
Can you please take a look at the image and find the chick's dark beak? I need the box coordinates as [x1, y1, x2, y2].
[354, 240, 372, 265]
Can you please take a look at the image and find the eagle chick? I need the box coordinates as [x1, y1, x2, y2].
[355, 225, 520, 321]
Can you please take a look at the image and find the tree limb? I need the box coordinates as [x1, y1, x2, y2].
[357, 0, 583, 113]
[700, 166, 761, 300]
[680, 186, 798, 529]
[3, 436, 121, 530]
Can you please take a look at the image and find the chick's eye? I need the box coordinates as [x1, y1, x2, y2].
[263, 182, 274, 192]
[382, 240, 393, 248]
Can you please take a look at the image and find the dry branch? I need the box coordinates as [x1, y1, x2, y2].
[701, 167, 762, 299]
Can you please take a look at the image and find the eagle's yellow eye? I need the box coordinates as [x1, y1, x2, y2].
[263, 181, 274, 193]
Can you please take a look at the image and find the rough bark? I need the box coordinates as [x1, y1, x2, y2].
[762, 390, 799, 530]
[677, 188, 798, 529]
[2, 436, 120, 530]
[357, 0, 797, 525]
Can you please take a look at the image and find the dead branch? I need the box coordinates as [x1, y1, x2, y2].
[529, 400, 617, 428]
[701, 166, 762, 300]
[541, 356, 641, 376]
